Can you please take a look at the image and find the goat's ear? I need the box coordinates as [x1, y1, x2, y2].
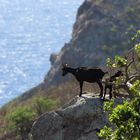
[62, 63, 65, 67]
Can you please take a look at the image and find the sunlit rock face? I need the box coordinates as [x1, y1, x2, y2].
[0, 0, 84, 106]
[45, 0, 140, 87]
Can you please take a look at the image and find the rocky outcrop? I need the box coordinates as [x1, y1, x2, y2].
[31, 95, 106, 140]
[31, 94, 123, 140]
[44, 0, 140, 87]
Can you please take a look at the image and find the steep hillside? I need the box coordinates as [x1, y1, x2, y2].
[45, 0, 140, 87]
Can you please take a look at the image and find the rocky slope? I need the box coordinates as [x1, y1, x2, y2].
[31, 94, 123, 140]
[44, 0, 140, 88]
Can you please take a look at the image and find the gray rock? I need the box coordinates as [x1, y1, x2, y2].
[31, 95, 108, 140]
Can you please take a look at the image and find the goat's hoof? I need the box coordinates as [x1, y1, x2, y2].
[100, 97, 104, 101]
[79, 93, 82, 97]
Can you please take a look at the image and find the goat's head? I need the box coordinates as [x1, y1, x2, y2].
[116, 70, 123, 77]
[62, 64, 68, 76]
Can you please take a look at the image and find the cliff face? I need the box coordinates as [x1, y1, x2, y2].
[31, 94, 123, 140]
[44, 0, 140, 87]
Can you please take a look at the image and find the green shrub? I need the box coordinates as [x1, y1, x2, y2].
[6, 107, 35, 140]
[98, 40, 140, 140]
[34, 97, 57, 115]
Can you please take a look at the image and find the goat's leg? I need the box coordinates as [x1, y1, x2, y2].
[97, 81, 103, 98]
[109, 87, 112, 99]
[103, 86, 107, 100]
[79, 81, 83, 97]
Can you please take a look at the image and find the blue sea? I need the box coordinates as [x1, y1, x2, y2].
[0, 0, 84, 106]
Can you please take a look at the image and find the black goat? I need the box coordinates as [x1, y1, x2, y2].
[103, 70, 123, 99]
[62, 64, 107, 97]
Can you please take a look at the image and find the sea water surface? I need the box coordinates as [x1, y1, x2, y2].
[0, 0, 84, 106]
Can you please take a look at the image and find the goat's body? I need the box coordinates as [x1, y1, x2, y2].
[62, 65, 107, 98]
[75, 68, 105, 82]
[103, 70, 123, 99]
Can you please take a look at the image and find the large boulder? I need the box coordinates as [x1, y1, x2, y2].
[31, 94, 108, 140]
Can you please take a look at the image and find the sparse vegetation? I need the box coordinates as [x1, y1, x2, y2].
[6, 107, 35, 140]
[34, 97, 57, 115]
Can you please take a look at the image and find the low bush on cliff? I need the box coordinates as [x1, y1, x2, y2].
[6, 107, 35, 140]
[34, 97, 57, 115]
[0, 96, 59, 140]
